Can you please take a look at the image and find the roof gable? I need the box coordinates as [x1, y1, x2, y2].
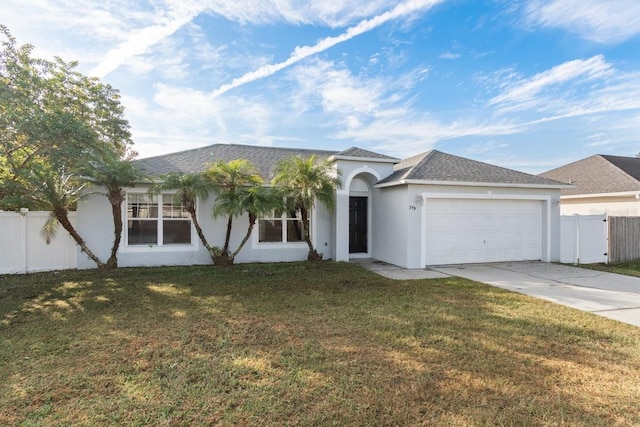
[378, 150, 565, 187]
[332, 147, 399, 162]
[540, 154, 640, 196]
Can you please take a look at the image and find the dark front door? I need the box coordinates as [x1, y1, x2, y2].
[349, 197, 368, 253]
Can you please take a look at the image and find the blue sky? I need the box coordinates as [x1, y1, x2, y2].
[4, 0, 640, 173]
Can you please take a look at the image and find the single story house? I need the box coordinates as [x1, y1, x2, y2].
[540, 154, 640, 216]
[77, 144, 567, 269]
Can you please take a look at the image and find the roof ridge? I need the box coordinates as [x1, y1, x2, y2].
[399, 150, 435, 181]
[135, 143, 337, 162]
[599, 154, 640, 184]
[541, 154, 602, 176]
[134, 143, 223, 162]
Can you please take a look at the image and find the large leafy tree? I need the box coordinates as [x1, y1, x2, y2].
[150, 172, 216, 261]
[206, 159, 263, 266]
[272, 155, 342, 261]
[0, 26, 131, 175]
[0, 25, 134, 268]
[81, 152, 146, 268]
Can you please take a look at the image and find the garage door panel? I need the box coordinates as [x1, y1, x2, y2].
[425, 199, 542, 265]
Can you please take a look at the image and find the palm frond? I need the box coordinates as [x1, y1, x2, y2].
[40, 213, 59, 244]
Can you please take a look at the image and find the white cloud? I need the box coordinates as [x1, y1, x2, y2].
[198, 0, 404, 27]
[211, 0, 443, 96]
[525, 0, 640, 43]
[488, 55, 614, 110]
[336, 115, 521, 158]
[121, 82, 301, 158]
[291, 59, 385, 117]
[284, 59, 524, 159]
[89, 2, 205, 78]
[463, 141, 510, 155]
[439, 52, 460, 59]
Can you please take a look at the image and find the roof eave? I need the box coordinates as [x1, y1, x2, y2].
[375, 179, 574, 190]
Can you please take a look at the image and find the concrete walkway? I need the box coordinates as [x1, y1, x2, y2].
[355, 259, 640, 327]
[352, 258, 449, 280]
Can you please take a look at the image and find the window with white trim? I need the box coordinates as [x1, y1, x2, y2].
[126, 193, 192, 246]
[258, 209, 307, 243]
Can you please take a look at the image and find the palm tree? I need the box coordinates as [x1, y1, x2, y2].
[206, 159, 263, 266]
[272, 155, 342, 261]
[150, 172, 215, 261]
[81, 152, 147, 268]
[215, 185, 283, 261]
[2, 162, 105, 268]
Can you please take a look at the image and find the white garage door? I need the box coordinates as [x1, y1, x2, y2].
[424, 198, 543, 265]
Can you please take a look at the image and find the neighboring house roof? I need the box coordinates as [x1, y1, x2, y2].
[377, 150, 566, 188]
[135, 143, 337, 180]
[540, 154, 640, 196]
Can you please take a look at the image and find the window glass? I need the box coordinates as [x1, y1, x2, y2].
[286, 219, 305, 242]
[162, 194, 189, 219]
[258, 209, 308, 243]
[128, 193, 158, 219]
[163, 220, 191, 244]
[259, 219, 283, 242]
[126, 193, 191, 246]
[127, 220, 158, 245]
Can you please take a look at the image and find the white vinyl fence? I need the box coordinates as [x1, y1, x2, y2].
[0, 211, 78, 274]
[560, 214, 608, 264]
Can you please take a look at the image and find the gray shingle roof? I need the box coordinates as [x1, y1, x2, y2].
[378, 150, 566, 187]
[539, 154, 640, 196]
[134, 144, 337, 180]
[333, 147, 399, 161]
[135, 144, 567, 188]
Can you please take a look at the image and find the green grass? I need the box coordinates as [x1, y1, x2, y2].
[580, 261, 640, 278]
[2, 262, 640, 426]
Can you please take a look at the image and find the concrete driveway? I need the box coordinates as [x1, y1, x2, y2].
[433, 262, 640, 327]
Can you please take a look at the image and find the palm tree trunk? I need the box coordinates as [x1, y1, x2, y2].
[223, 215, 233, 255]
[300, 207, 314, 252]
[300, 207, 321, 260]
[188, 206, 214, 262]
[55, 208, 105, 269]
[106, 200, 122, 268]
[231, 212, 256, 259]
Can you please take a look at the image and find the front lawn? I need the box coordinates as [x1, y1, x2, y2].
[1, 262, 639, 426]
[581, 261, 640, 278]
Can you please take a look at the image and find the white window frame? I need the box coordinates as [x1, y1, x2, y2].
[252, 208, 314, 249]
[120, 190, 198, 253]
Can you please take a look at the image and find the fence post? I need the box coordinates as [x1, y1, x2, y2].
[22, 210, 28, 273]
[605, 214, 609, 265]
[574, 214, 580, 264]
[573, 214, 580, 265]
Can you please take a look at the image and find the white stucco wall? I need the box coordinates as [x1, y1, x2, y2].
[371, 186, 409, 267]
[76, 185, 334, 269]
[560, 196, 640, 216]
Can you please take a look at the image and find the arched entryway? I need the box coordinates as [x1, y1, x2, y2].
[335, 167, 383, 263]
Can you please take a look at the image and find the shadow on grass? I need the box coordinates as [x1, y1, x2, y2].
[1, 262, 639, 425]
